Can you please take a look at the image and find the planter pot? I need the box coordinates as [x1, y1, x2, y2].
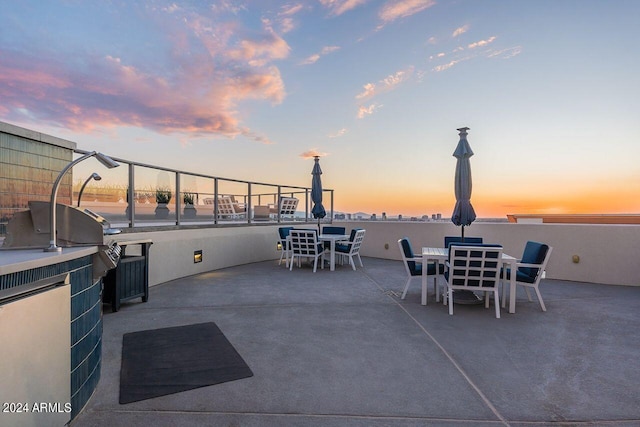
[155, 203, 170, 219]
[183, 204, 197, 218]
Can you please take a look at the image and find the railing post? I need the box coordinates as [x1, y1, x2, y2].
[128, 163, 135, 228]
[214, 178, 219, 224]
[175, 173, 181, 225]
[247, 182, 252, 224]
[277, 185, 282, 223]
[330, 190, 334, 224]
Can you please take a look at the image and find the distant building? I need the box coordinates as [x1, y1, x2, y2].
[507, 214, 640, 224]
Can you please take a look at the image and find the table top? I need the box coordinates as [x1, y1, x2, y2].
[318, 234, 349, 241]
[421, 247, 447, 257]
[422, 246, 517, 262]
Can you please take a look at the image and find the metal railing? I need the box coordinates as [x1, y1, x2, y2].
[72, 149, 334, 229]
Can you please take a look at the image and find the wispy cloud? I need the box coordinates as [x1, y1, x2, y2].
[468, 36, 497, 49]
[276, 3, 305, 33]
[328, 128, 347, 138]
[432, 58, 465, 72]
[487, 46, 522, 59]
[301, 45, 341, 65]
[357, 103, 382, 118]
[319, 0, 370, 16]
[300, 149, 328, 159]
[452, 25, 469, 37]
[0, 7, 289, 144]
[356, 67, 414, 99]
[378, 0, 436, 27]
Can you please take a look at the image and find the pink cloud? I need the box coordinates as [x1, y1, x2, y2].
[319, 0, 370, 16]
[379, 0, 436, 24]
[0, 10, 290, 143]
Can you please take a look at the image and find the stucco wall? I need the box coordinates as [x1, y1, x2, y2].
[347, 221, 640, 286]
[132, 221, 639, 288]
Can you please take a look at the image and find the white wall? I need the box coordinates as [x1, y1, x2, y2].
[129, 221, 639, 288]
[122, 225, 281, 286]
[346, 221, 640, 286]
[0, 284, 71, 427]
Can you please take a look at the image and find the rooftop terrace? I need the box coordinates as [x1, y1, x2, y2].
[71, 257, 640, 427]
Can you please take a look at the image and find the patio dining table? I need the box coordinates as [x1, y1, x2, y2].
[421, 247, 519, 313]
[318, 233, 350, 271]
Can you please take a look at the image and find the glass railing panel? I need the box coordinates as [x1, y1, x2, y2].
[131, 165, 176, 226]
[73, 156, 129, 227]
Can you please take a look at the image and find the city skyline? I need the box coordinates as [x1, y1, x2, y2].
[1, 1, 639, 218]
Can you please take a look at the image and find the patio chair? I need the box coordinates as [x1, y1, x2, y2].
[398, 237, 441, 300]
[444, 236, 483, 248]
[321, 226, 346, 249]
[445, 244, 503, 318]
[500, 241, 553, 311]
[216, 195, 246, 219]
[269, 197, 299, 218]
[277, 226, 294, 267]
[335, 229, 366, 270]
[289, 229, 325, 273]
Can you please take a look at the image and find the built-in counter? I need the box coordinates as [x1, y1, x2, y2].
[0, 246, 102, 424]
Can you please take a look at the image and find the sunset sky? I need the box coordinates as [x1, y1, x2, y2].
[2, 1, 639, 218]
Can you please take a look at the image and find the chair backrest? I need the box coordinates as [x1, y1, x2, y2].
[348, 228, 363, 241]
[344, 229, 366, 254]
[289, 230, 322, 256]
[518, 241, 551, 281]
[216, 196, 236, 215]
[278, 226, 293, 241]
[444, 236, 483, 248]
[398, 237, 418, 274]
[322, 226, 346, 235]
[448, 244, 503, 289]
[279, 197, 299, 216]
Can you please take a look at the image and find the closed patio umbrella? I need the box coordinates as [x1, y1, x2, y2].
[311, 156, 326, 231]
[451, 127, 476, 240]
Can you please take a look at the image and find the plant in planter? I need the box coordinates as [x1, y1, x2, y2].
[183, 192, 195, 205]
[183, 191, 197, 218]
[156, 188, 172, 204]
[154, 188, 172, 219]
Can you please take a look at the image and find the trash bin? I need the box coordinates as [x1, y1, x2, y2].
[103, 240, 152, 312]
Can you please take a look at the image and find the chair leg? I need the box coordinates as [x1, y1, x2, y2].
[448, 288, 454, 315]
[356, 254, 363, 267]
[524, 287, 533, 302]
[349, 255, 356, 270]
[494, 291, 500, 318]
[289, 256, 295, 271]
[534, 287, 547, 311]
[401, 277, 412, 299]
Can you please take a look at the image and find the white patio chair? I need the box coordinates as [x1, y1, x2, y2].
[501, 242, 553, 311]
[398, 238, 441, 300]
[445, 244, 503, 318]
[289, 229, 325, 273]
[216, 195, 246, 219]
[277, 226, 293, 267]
[335, 229, 366, 270]
[270, 197, 298, 218]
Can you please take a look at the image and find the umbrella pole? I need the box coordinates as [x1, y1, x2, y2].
[461, 225, 465, 241]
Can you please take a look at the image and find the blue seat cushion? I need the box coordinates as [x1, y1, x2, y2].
[335, 243, 350, 253]
[401, 238, 439, 276]
[518, 241, 549, 279]
[411, 262, 438, 277]
[500, 267, 536, 284]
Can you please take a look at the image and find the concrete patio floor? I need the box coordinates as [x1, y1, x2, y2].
[71, 257, 640, 426]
